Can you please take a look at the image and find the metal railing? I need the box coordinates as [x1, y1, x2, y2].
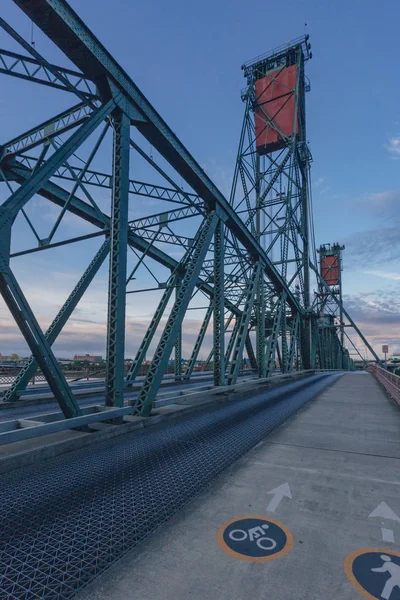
[0, 369, 105, 387]
[366, 364, 400, 406]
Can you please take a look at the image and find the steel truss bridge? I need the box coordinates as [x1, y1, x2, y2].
[0, 0, 381, 428]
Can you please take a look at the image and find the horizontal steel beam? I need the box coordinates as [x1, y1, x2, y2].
[0, 47, 97, 97]
[1, 102, 95, 158]
[6, 156, 202, 206]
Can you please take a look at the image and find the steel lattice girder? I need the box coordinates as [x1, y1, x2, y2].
[0, 46, 97, 96]
[6, 157, 202, 207]
[4, 160, 242, 321]
[0, 1, 300, 411]
[3, 156, 247, 400]
[12, 0, 302, 315]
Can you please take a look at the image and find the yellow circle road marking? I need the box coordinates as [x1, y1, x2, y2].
[344, 548, 400, 599]
[217, 515, 294, 563]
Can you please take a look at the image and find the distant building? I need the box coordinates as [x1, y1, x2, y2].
[57, 358, 74, 365]
[0, 353, 27, 365]
[73, 354, 103, 363]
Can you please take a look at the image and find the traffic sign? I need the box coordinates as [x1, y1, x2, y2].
[217, 516, 293, 562]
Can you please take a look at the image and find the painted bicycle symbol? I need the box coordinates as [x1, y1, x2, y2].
[217, 516, 293, 562]
[228, 523, 277, 550]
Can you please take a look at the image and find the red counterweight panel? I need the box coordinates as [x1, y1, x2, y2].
[320, 255, 340, 286]
[254, 64, 298, 155]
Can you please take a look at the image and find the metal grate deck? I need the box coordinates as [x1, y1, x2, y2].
[0, 373, 340, 599]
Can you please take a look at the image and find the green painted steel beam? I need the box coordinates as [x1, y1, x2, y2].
[227, 263, 261, 385]
[184, 303, 213, 381]
[0, 47, 97, 97]
[0, 266, 81, 417]
[126, 276, 177, 384]
[0, 99, 114, 221]
[13, 0, 302, 314]
[135, 213, 218, 416]
[4, 160, 241, 317]
[105, 110, 130, 407]
[9, 158, 202, 208]
[4, 239, 110, 402]
[0, 102, 95, 159]
[213, 220, 225, 385]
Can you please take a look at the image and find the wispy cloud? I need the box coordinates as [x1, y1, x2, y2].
[343, 289, 400, 357]
[363, 270, 400, 281]
[344, 227, 400, 268]
[369, 190, 400, 205]
[386, 136, 400, 159]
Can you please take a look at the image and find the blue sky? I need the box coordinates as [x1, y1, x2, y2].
[0, 0, 399, 359]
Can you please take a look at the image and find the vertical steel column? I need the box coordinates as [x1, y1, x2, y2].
[302, 176, 311, 312]
[256, 275, 266, 377]
[338, 256, 345, 354]
[203, 311, 234, 371]
[225, 316, 240, 366]
[281, 304, 288, 373]
[255, 153, 266, 378]
[245, 334, 257, 371]
[287, 314, 300, 373]
[174, 274, 183, 381]
[227, 263, 261, 385]
[265, 293, 284, 377]
[184, 303, 213, 380]
[213, 219, 225, 386]
[105, 109, 130, 407]
[174, 330, 182, 381]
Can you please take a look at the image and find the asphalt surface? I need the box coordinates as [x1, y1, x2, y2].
[0, 373, 341, 600]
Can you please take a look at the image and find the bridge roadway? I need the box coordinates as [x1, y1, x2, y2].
[1, 372, 399, 600]
[0, 372, 238, 423]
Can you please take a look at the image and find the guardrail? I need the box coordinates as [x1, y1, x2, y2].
[366, 365, 400, 406]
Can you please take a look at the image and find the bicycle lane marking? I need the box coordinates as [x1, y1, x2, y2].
[216, 516, 294, 563]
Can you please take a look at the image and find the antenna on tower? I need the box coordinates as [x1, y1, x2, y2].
[30, 20, 35, 48]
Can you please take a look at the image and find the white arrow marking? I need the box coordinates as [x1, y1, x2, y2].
[266, 482, 292, 513]
[381, 528, 395, 543]
[368, 502, 400, 523]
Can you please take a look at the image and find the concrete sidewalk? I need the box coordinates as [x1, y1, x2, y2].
[76, 373, 400, 600]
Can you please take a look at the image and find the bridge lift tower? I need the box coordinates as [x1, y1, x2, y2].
[230, 36, 313, 375]
[316, 243, 350, 369]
